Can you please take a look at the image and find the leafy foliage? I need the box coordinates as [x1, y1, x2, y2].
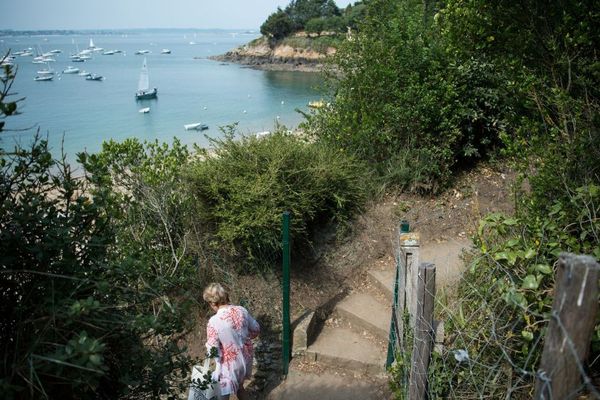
[306, 0, 512, 192]
[260, 8, 294, 41]
[0, 137, 195, 399]
[261, 0, 366, 40]
[186, 126, 369, 272]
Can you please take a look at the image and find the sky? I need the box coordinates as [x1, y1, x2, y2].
[0, 0, 355, 31]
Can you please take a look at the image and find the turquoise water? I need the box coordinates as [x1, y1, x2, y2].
[1, 30, 324, 162]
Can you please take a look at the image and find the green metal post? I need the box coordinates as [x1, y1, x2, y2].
[386, 260, 400, 368]
[282, 211, 291, 376]
[386, 220, 410, 367]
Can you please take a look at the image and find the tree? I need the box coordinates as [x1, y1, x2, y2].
[306, 17, 327, 35]
[285, 0, 339, 30]
[260, 8, 294, 41]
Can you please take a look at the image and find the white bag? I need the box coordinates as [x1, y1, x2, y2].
[188, 358, 220, 400]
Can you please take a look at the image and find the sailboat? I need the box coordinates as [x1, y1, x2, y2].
[135, 57, 157, 100]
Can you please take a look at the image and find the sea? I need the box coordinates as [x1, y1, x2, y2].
[0, 30, 325, 164]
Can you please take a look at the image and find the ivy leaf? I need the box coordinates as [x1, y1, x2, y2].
[505, 290, 527, 308]
[506, 238, 520, 247]
[534, 264, 552, 275]
[524, 248, 536, 259]
[522, 275, 539, 290]
[503, 218, 518, 226]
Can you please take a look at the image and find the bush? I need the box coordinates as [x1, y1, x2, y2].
[0, 136, 195, 399]
[305, 0, 512, 193]
[186, 127, 369, 271]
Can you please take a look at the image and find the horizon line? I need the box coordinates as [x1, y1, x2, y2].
[0, 27, 260, 33]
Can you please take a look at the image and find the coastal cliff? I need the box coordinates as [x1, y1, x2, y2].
[210, 35, 338, 72]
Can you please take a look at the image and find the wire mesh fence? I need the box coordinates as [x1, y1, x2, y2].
[388, 230, 600, 399]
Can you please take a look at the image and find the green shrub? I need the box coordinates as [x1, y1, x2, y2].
[280, 35, 343, 54]
[0, 137, 195, 399]
[306, 0, 512, 193]
[186, 127, 369, 271]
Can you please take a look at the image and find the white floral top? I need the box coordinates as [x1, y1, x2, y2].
[206, 305, 260, 396]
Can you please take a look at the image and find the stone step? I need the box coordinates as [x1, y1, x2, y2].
[267, 369, 391, 400]
[305, 326, 386, 374]
[335, 292, 390, 341]
[367, 269, 395, 302]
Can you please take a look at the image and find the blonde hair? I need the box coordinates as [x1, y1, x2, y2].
[203, 283, 230, 306]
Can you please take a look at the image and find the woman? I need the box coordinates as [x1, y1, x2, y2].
[203, 283, 260, 400]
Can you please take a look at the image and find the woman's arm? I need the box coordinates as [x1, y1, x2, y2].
[206, 320, 220, 355]
[247, 313, 260, 339]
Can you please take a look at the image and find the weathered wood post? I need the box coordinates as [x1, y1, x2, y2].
[399, 232, 420, 328]
[534, 253, 600, 399]
[408, 262, 436, 400]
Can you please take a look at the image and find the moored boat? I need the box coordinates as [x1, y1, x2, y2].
[34, 75, 53, 81]
[184, 123, 208, 131]
[63, 66, 80, 74]
[308, 100, 326, 108]
[135, 58, 158, 100]
[85, 74, 104, 81]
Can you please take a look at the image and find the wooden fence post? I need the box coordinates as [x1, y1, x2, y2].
[534, 253, 600, 399]
[400, 232, 420, 328]
[408, 262, 436, 400]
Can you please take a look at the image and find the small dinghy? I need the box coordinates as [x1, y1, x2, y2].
[184, 123, 208, 131]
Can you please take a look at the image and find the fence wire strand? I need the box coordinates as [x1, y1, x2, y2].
[388, 240, 600, 399]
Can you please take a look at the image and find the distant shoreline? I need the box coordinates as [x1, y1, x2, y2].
[207, 54, 325, 72]
[0, 28, 259, 37]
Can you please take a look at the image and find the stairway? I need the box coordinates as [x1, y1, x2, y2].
[267, 262, 395, 400]
[267, 237, 471, 399]
[303, 263, 395, 376]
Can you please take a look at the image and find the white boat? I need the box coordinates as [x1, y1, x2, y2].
[135, 58, 158, 100]
[85, 74, 104, 81]
[71, 56, 85, 62]
[89, 38, 103, 52]
[103, 50, 116, 55]
[135, 49, 150, 55]
[161, 49, 171, 54]
[32, 56, 56, 64]
[139, 107, 150, 113]
[34, 75, 53, 81]
[78, 70, 90, 76]
[62, 66, 80, 74]
[184, 123, 208, 131]
[37, 67, 54, 75]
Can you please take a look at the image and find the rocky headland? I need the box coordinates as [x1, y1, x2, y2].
[209, 36, 337, 72]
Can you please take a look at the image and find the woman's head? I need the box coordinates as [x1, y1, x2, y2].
[203, 283, 230, 306]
